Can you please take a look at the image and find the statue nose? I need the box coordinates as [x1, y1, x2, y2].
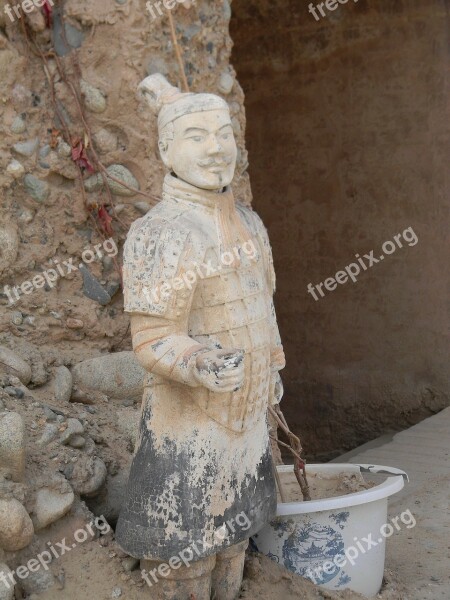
[207, 136, 223, 155]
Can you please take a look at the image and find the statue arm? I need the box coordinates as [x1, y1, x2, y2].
[130, 313, 210, 387]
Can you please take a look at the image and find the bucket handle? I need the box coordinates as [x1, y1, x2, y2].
[354, 464, 409, 482]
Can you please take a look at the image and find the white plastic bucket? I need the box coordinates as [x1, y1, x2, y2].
[253, 463, 408, 597]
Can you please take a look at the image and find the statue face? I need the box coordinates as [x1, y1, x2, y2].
[159, 109, 237, 190]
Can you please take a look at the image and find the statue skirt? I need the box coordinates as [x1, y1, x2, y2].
[115, 380, 277, 560]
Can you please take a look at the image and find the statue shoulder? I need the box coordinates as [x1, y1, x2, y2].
[235, 202, 276, 294]
[124, 205, 204, 259]
[235, 202, 270, 239]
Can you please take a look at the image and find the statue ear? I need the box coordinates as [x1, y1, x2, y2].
[158, 139, 172, 169]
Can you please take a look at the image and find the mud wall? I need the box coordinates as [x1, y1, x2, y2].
[0, 0, 250, 373]
[230, 0, 450, 458]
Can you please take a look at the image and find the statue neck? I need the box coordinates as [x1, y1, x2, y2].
[162, 173, 234, 209]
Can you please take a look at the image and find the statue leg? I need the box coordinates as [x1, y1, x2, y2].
[141, 554, 216, 600]
[211, 539, 249, 600]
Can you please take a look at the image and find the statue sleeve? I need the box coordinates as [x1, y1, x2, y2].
[122, 220, 210, 386]
[130, 314, 209, 387]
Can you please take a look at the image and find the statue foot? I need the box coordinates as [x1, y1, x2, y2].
[141, 555, 215, 600]
[211, 539, 248, 600]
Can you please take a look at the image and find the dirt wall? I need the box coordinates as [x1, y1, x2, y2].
[230, 0, 450, 458]
[0, 0, 250, 373]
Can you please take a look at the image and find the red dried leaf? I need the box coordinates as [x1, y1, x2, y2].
[42, 0, 53, 28]
[98, 206, 114, 236]
[71, 139, 95, 173]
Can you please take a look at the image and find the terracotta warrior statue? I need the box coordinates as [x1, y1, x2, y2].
[115, 74, 285, 600]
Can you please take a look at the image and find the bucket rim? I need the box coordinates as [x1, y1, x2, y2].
[275, 463, 405, 516]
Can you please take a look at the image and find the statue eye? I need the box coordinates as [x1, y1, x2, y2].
[189, 135, 204, 142]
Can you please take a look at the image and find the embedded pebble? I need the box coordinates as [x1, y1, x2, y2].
[54, 366, 73, 403]
[53, 11, 84, 57]
[57, 139, 72, 157]
[0, 499, 34, 551]
[4, 386, 24, 399]
[6, 159, 25, 178]
[68, 435, 86, 449]
[66, 318, 84, 330]
[71, 352, 145, 399]
[23, 174, 50, 203]
[93, 129, 118, 154]
[60, 418, 84, 445]
[18, 569, 55, 596]
[80, 80, 107, 113]
[121, 557, 139, 572]
[0, 411, 26, 481]
[112, 587, 122, 598]
[33, 486, 75, 530]
[0, 225, 19, 273]
[18, 208, 35, 224]
[84, 164, 139, 196]
[68, 456, 107, 497]
[0, 346, 31, 384]
[0, 563, 15, 600]
[12, 138, 39, 157]
[218, 72, 234, 95]
[135, 201, 151, 215]
[37, 423, 59, 446]
[39, 144, 51, 159]
[10, 115, 26, 134]
[43, 406, 58, 421]
[79, 264, 111, 305]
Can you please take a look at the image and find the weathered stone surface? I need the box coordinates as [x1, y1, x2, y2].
[10, 114, 26, 134]
[0, 347, 32, 384]
[37, 423, 59, 446]
[0, 563, 14, 600]
[53, 6, 84, 57]
[68, 434, 86, 449]
[0, 499, 34, 551]
[0, 225, 19, 274]
[86, 467, 130, 526]
[83, 164, 139, 196]
[0, 412, 25, 482]
[60, 418, 84, 445]
[116, 408, 139, 447]
[79, 264, 111, 306]
[12, 138, 38, 157]
[23, 174, 49, 203]
[80, 79, 107, 113]
[71, 352, 146, 399]
[32, 486, 75, 530]
[68, 456, 107, 497]
[218, 71, 234, 94]
[54, 366, 73, 403]
[6, 160, 25, 178]
[134, 201, 151, 215]
[93, 129, 118, 154]
[19, 569, 55, 595]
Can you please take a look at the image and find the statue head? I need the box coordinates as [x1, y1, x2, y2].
[138, 74, 237, 191]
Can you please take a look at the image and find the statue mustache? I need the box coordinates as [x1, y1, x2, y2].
[197, 157, 234, 167]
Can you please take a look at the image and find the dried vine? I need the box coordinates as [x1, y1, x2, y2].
[269, 404, 311, 501]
